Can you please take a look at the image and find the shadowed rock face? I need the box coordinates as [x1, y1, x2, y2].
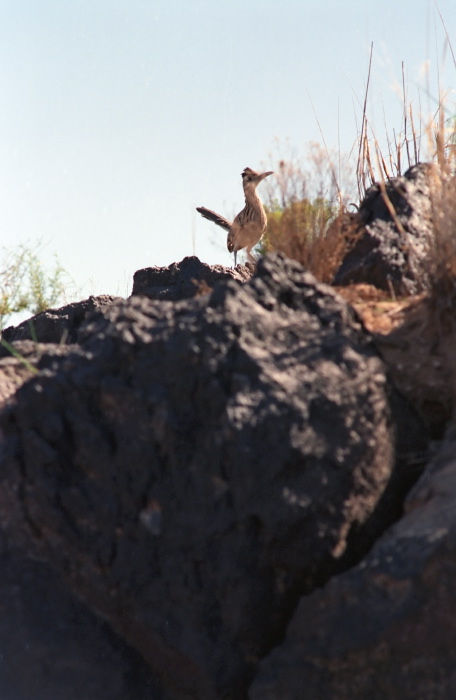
[1, 295, 121, 345]
[250, 438, 456, 700]
[335, 163, 435, 294]
[0, 546, 162, 700]
[0, 253, 427, 699]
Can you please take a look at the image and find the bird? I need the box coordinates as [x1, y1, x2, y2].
[196, 167, 273, 266]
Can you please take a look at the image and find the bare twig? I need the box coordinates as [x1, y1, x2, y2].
[434, 0, 456, 70]
[356, 42, 374, 200]
[409, 104, 419, 164]
[402, 62, 412, 169]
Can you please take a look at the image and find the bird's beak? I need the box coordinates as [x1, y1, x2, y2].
[259, 171, 274, 181]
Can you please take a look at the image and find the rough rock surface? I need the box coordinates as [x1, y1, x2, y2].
[131, 255, 252, 300]
[334, 163, 435, 294]
[250, 437, 456, 700]
[1, 295, 120, 345]
[0, 253, 425, 699]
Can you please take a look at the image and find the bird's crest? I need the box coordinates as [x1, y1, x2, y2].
[241, 167, 258, 182]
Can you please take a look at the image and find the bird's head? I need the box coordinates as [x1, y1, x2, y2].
[241, 167, 274, 190]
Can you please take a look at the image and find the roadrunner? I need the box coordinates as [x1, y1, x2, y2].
[197, 167, 273, 266]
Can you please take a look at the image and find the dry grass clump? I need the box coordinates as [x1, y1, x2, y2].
[264, 207, 353, 284]
[425, 119, 456, 311]
[260, 143, 357, 283]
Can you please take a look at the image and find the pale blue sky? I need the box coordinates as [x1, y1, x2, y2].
[0, 0, 454, 300]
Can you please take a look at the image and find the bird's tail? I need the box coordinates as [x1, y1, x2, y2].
[196, 207, 231, 231]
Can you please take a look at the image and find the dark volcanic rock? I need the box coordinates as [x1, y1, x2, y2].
[1, 295, 120, 345]
[334, 163, 435, 294]
[0, 253, 427, 699]
[0, 546, 162, 700]
[250, 437, 456, 700]
[131, 255, 252, 300]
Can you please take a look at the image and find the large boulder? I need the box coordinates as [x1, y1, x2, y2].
[250, 436, 456, 700]
[0, 253, 427, 698]
[131, 255, 252, 300]
[334, 163, 435, 294]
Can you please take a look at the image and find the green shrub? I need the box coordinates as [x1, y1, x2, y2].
[0, 241, 69, 330]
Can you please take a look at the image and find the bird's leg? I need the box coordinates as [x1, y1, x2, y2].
[246, 248, 257, 265]
[233, 250, 237, 267]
